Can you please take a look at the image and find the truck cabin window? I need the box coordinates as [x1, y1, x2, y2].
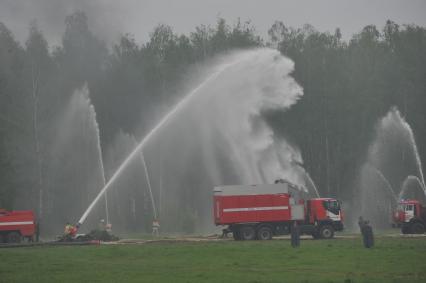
[405, 204, 414, 212]
[323, 200, 340, 215]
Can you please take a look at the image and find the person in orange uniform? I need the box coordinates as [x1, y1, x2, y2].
[63, 222, 78, 240]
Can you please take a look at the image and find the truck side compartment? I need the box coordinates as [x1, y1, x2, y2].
[0, 209, 37, 243]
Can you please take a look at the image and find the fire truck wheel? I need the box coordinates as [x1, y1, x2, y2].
[257, 226, 273, 240]
[240, 226, 256, 240]
[319, 225, 334, 239]
[233, 230, 242, 240]
[7, 232, 22, 243]
[0, 234, 4, 243]
[411, 223, 425, 234]
[401, 225, 410, 234]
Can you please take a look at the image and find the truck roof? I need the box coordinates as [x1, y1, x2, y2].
[399, 199, 421, 204]
[214, 183, 291, 196]
[0, 209, 34, 216]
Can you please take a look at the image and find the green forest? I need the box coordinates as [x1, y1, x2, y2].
[0, 11, 425, 233]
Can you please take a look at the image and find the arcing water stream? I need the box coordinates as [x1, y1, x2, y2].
[43, 86, 109, 232]
[368, 164, 397, 202]
[400, 175, 426, 200]
[140, 152, 157, 219]
[77, 54, 238, 226]
[304, 172, 320, 198]
[78, 48, 306, 227]
[90, 102, 110, 225]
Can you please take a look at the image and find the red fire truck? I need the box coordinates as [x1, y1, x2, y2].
[213, 182, 344, 240]
[393, 199, 426, 234]
[0, 209, 37, 243]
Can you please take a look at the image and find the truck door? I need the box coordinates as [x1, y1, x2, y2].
[323, 200, 341, 221]
[404, 204, 415, 222]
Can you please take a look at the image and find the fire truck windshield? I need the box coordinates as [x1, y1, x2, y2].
[323, 200, 340, 215]
[398, 203, 415, 212]
[405, 204, 414, 211]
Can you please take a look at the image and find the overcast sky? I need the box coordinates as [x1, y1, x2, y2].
[1, 0, 425, 47]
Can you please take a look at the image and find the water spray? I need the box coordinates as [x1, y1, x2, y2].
[367, 163, 398, 202]
[399, 175, 426, 200]
[290, 159, 320, 198]
[90, 103, 110, 226]
[141, 152, 157, 219]
[76, 59, 239, 227]
[357, 107, 426, 228]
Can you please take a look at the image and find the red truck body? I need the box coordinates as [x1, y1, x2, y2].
[214, 192, 291, 224]
[214, 183, 343, 240]
[0, 209, 37, 243]
[393, 199, 426, 234]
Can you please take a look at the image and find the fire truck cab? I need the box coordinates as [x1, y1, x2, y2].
[394, 199, 426, 234]
[305, 198, 344, 238]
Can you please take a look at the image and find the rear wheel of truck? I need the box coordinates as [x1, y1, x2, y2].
[257, 226, 273, 240]
[233, 230, 241, 240]
[401, 225, 410, 234]
[240, 226, 256, 240]
[319, 225, 334, 239]
[7, 232, 22, 243]
[411, 222, 425, 234]
[0, 234, 4, 243]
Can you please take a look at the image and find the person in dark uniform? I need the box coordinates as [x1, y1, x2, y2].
[291, 221, 300, 248]
[35, 221, 40, 242]
[360, 219, 374, 248]
[363, 221, 374, 248]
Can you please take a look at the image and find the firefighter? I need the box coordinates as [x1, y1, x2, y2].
[64, 222, 72, 235]
[35, 221, 40, 242]
[291, 221, 300, 247]
[69, 224, 78, 237]
[360, 219, 374, 248]
[63, 222, 77, 241]
[152, 219, 160, 237]
[362, 221, 374, 248]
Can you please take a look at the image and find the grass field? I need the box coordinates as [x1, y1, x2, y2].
[0, 236, 425, 283]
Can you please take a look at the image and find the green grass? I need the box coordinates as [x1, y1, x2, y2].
[0, 237, 425, 283]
